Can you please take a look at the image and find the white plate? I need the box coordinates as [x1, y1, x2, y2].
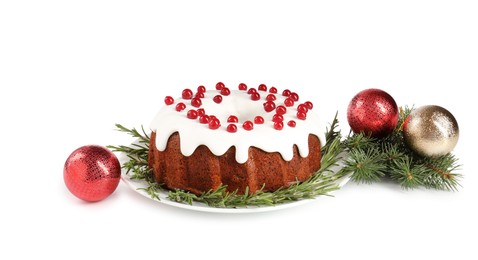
[121, 157, 350, 213]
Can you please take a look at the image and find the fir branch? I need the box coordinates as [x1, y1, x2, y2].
[343, 105, 462, 190]
[345, 147, 386, 183]
[421, 154, 462, 191]
[388, 156, 427, 189]
[343, 133, 377, 151]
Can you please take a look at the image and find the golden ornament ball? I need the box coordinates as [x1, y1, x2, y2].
[403, 105, 459, 157]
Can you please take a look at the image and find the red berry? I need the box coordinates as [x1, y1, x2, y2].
[227, 115, 239, 123]
[304, 101, 313, 110]
[197, 85, 206, 93]
[284, 98, 294, 107]
[282, 89, 291, 96]
[247, 88, 257, 94]
[227, 124, 238, 133]
[195, 92, 205, 98]
[199, 115, 210, 124]
[274, 121, 284, 130]
[258, 84, 267, 91]
[251, 93, 260, 101]
[175, 102, 186, 112]
[187, 109, 198, 119]
[297, 104, 308, 113]
[191, 98, 202, 107]
[287, 120, 296, 127]
[272, 114, 284, 122]
[266, 94, 276, 101]
[213, 95, 223, 104]
[243, 121, 254, 131]
[290, 92, 299, 102]
[164, 96, 174, 105]
[220, 87, 231, 96]
[197, 108, 205, 116]
[209, 118, 221, 130]
[276, 105, 287, 115]
[297, 111, 307, 120]
[269, 87, 278, 94]
[263, 101, 276, 112]
[254, 116, 264, 124]
[238, 83, 248, 91]
[182, 89, 193, 99]
[216, 82, 225, 90]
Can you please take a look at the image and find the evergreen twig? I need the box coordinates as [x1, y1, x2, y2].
[343, 105, 462, 190]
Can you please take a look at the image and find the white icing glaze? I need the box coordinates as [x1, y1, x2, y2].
[150, 87, 326, 164]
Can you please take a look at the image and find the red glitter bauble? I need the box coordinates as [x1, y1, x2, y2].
[64, 145, 121, 202]
[347, 88, 398, 138]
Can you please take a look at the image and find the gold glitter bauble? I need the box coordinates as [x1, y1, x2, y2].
[403, 105, 459, 157]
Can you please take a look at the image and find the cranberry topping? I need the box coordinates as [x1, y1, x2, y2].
[263, 101, 276, 112]
[304, 101, 313, 110]
[258, 84, 267, 91]
[272, 114, 284, 122]
[227, 115, 239, 123]
[276, 105, 287, 115]
[182, 89, 193, 99]
[197, 85, 206, 93]
[187, 109, 198, 119]
[191, 98, 202, 107]
[254, 116, 264, 124]
[199, 115, 210, 124]
[247, 88, 257, 94]
[290, 92, 299, 102]
[164, 96, 174, 105]
[243, 121, 254, 131]
[213, 95, 223, 104]
[297, 111, 307, 120]
[251, 93, 260, 101]
[175, 102, 186, 112]
[266, 94, 276, 101]
[216, 82, 225, 90]
[274, 121, 284, 130]
[238, 83, 248, 91]
[284, 98, 294, 107]
[297, 104, 308, 113]
[227, 124, 237, 133]
[220, 87, 231, 96]
[208, 118, 221, 129]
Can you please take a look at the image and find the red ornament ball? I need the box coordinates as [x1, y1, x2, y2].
[347, 88, 398, 138]
[64, 145, 121, 202]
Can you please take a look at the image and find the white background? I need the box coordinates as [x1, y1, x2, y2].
[1, 0, 477, 259]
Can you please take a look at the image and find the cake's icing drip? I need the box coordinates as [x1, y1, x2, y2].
[150, 86, 326, 164]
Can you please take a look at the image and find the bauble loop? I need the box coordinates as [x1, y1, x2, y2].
[64, 145, 121, 202]
[347, 88, 399, 138]
[403, 105, 459, 157]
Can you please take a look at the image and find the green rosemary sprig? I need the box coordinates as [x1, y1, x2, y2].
[107, 124, 152, 181]
[109, 114, 349, 208]
[342, 106, 462, 191]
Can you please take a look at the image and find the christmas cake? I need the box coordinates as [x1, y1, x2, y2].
[148, 82, 325, 195]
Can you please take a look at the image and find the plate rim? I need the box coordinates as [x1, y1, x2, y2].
[121, 165, 350, 214]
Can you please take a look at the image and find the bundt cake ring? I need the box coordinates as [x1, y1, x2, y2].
[148, 82, 325, 195]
